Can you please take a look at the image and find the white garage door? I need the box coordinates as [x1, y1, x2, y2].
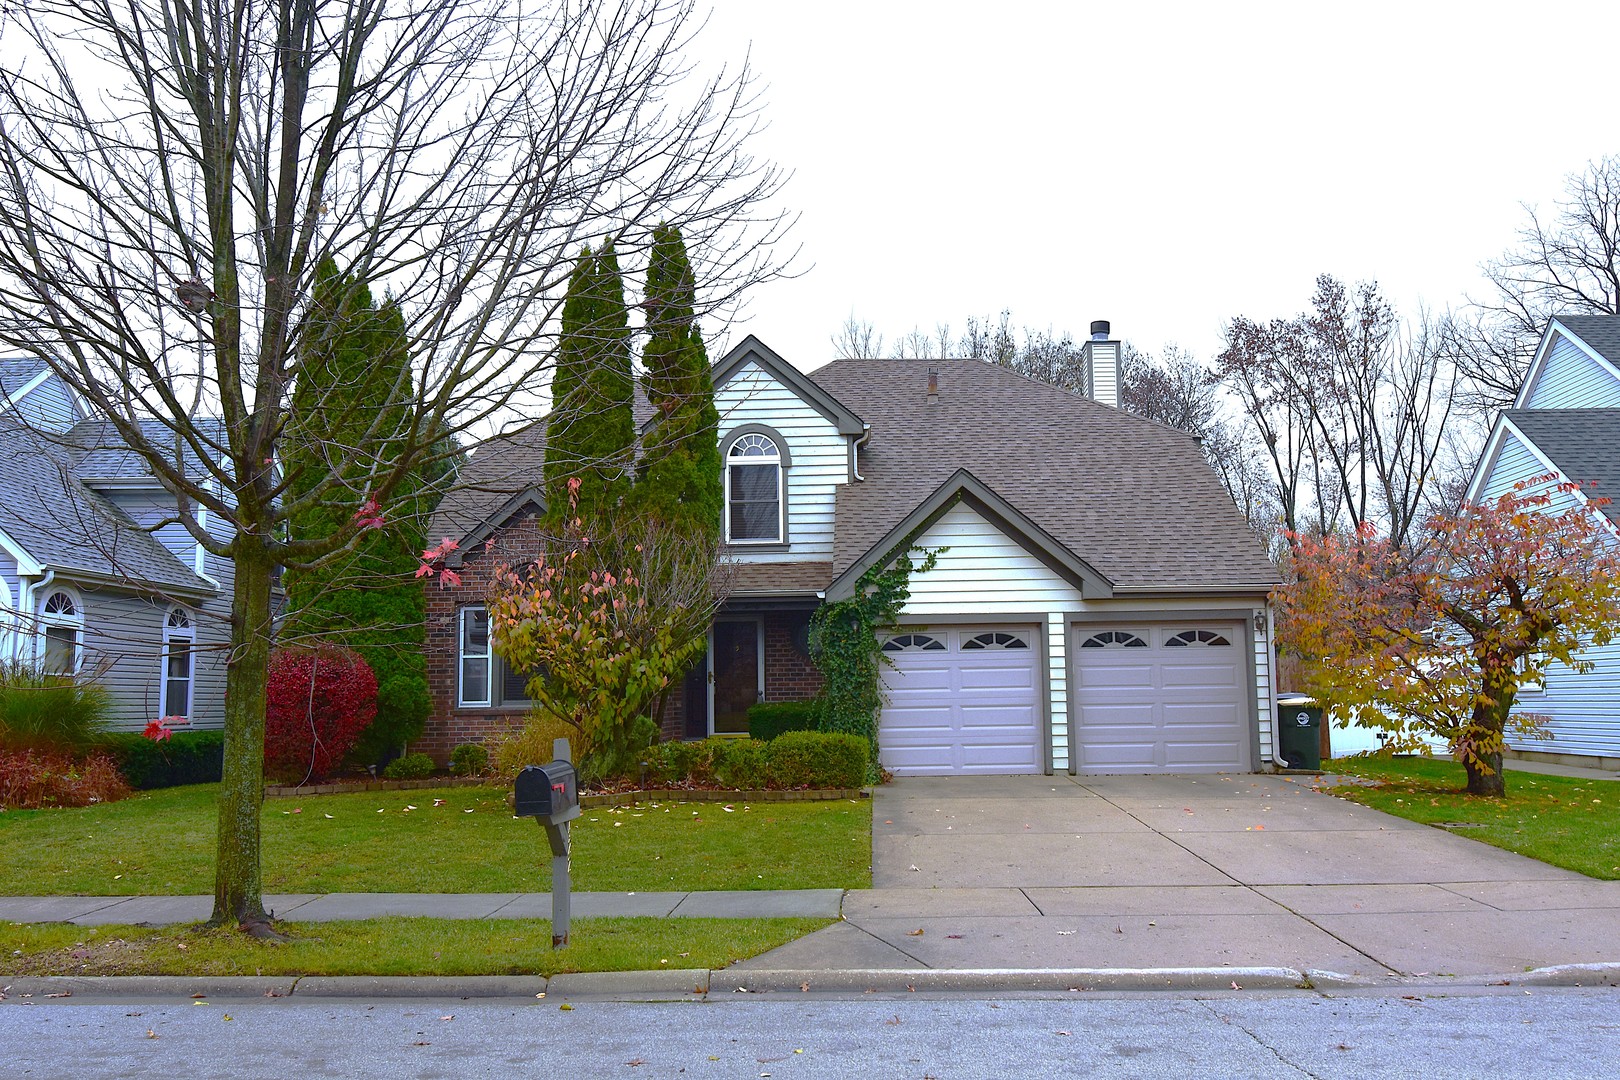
[1072, 624, 1250, 773]
[878, 627, 1043, 776]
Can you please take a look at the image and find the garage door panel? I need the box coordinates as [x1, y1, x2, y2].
[879, 626, 1042, 776]
[1073, 623, 1250, 774]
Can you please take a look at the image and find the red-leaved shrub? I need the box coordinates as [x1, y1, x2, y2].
[264, 646, 378, 783]
[0, 748, 131, 809]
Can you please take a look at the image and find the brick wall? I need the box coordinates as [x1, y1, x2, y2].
[415, 514, 548, 764]
[416, 514, 827, 760]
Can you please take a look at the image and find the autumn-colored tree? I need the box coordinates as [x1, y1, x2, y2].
[479, 481, 729, 781]
[1274, 475, 1620, 796]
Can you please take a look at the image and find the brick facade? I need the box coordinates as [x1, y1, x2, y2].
[415, 509, 825, 762]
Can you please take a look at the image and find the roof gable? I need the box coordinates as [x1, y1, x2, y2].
[824, 468, 1113, 602]
[1516, 317, 1620, 409]
[712, 336, 865, 436]
[1471, 409, 1620, 525]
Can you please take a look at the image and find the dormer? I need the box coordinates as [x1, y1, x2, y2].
[707, 337, 866, 560]
[0, 359, 89, 434]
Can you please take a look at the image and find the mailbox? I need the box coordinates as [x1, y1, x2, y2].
[514, 761, 581, 823]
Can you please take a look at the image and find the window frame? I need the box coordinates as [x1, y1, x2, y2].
[722, 426, 791, 546]
[159, 606, 195, 719]
[456, 605, 536, 709]
[38, 587, 84, 676]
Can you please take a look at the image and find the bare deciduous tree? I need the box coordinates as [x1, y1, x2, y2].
[0, 0, 790, 932]
[1457, 156, 1620, 412]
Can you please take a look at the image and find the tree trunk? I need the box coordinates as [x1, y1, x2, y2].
[1463, 750, 1506, 797]
[211, 537, 276, 930]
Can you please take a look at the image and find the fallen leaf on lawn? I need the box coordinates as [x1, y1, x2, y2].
[406, 805, 418, 811]
[176, 943, 189, 951]
[723, 805, 734, 812]
[377, 809, 384, 813]
[433, 799, 446, 806]
[463, 809, 473, 813]
[614, 822, 623, 827]
[291, 808, 301, 814]
[324, 814, 334, 819]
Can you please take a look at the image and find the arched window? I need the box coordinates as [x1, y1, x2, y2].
[161, 607, 194, 719]
[882, 633, 946, 652]
[1165, 629, 1231, 647]
[725, 430, 785, 543]
[961, 631, 1029, 650]
[39, 589, 83, 675]
[1080, 630, 1149, 649]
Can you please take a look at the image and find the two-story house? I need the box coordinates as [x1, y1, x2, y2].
[419, 330, 1283, 776]
[1464, 315, 1620, 771]
[0, 358, 233, 731]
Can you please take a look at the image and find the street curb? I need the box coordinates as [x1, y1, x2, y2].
[725, 967, 1312, 993]
[1515, 964, 1620, 988]
[547, 969, 709, 998]
[0, 976, 295, 999]
[292, 976, 548, 998]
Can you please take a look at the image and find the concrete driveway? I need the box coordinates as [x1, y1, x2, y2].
[742, 773, 1620, 979]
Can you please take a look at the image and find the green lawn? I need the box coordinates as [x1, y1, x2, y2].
[0, 784, 872, 895]
[0, 916, 830, 978]
[1320, 755, 1620, 879]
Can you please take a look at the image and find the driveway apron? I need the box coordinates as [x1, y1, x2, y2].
[741, 773, 1620, 978]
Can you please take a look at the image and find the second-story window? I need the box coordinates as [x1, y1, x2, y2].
[725, 432, 783, 543]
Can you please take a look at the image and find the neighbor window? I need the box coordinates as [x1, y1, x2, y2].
[725, 432, 783, 543]
[40, 589, 82, 675]
[457, 605, 538, 708]
[161, 607, 194, 718]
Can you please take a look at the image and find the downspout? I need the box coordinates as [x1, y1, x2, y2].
[18, 569, 54, 665]
[852, 425, 871, 481]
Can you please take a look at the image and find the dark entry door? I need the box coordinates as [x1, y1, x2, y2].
[711, 619, 760, 735]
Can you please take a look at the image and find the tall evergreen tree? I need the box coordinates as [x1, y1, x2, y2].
[282, 260, 452, 766]
[543, 240, 634, 526]
[637, 225, 722, 536]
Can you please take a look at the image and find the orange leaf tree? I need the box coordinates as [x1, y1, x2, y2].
[1274, 475, 1620, 795]
[483, 486, 729, 782]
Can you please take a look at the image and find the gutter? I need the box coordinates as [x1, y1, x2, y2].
[15, 569, 53, 665]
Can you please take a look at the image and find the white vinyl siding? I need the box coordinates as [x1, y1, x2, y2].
[6, 374, 81, 433]
[77, 590, 228, 731]
[1526, 335, 1620, 409]
[715, 361, 848, 559]
[902, 503, 1087, 614]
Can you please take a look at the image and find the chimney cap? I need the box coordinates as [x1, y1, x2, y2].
[1090, 320, 1111, 340]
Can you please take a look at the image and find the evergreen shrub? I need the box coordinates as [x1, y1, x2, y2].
[746, 700, 819, 741]
[381, 752, 435, 780]
[100, 730, 224, 789]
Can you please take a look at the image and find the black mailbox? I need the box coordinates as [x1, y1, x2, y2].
[514, 761, 581, 823]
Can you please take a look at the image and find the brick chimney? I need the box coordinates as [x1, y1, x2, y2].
[1079, 319, 1118, 407]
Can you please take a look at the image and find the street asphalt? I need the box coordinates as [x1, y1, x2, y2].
[6, 771, 1620, 999]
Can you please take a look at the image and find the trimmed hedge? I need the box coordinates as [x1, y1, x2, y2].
[98, 730, 225, 790]
[648, 731, 868, 790]
[746, 700, 820, 741]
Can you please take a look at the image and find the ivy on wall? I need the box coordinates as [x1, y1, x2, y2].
[808, 545, 942, 774]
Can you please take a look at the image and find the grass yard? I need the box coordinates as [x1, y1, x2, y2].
[0, 784, 872, 896]
[1321, 755, 1620, 879]
[0, 916, 830, 978]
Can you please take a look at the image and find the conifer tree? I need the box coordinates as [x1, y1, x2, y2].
[637, 225, 722, 537]
[543, 240, 634, 526]
[282, 261, 450, 766]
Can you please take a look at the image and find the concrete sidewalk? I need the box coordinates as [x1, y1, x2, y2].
[0, 889, 845, 926]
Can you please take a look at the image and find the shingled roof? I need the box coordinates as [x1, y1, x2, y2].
[1556, 316, 1620, 366]
[1503, 408, 1620, 524]
[0, 416, 214, 594]
[805, 359, 1279, 592]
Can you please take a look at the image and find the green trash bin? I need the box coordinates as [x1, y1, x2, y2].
[1276, 693, 1322, 770]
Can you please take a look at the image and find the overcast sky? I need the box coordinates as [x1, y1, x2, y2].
[695, 0, 1620, 371]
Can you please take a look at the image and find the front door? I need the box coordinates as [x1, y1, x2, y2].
[711, 619, 761, 735]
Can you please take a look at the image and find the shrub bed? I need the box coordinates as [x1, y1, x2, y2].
[99, 730, 225, 789]
[264, 646, 378, 783]
[0, 747, 130, 809]
[646, 732, 869, 790]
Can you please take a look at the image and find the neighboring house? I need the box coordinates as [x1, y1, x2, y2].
[0, 359, 232, 732]
[420, 329, 1283, 776]
[1464, 314, 1620, 770]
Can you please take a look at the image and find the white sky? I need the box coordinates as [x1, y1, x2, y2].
[697, 0, 1620, 371]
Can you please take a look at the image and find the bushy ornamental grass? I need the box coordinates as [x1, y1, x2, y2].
[0, 747, 129, 810]
[263, 646, 377, 783]
[0, 661, 113, 752]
